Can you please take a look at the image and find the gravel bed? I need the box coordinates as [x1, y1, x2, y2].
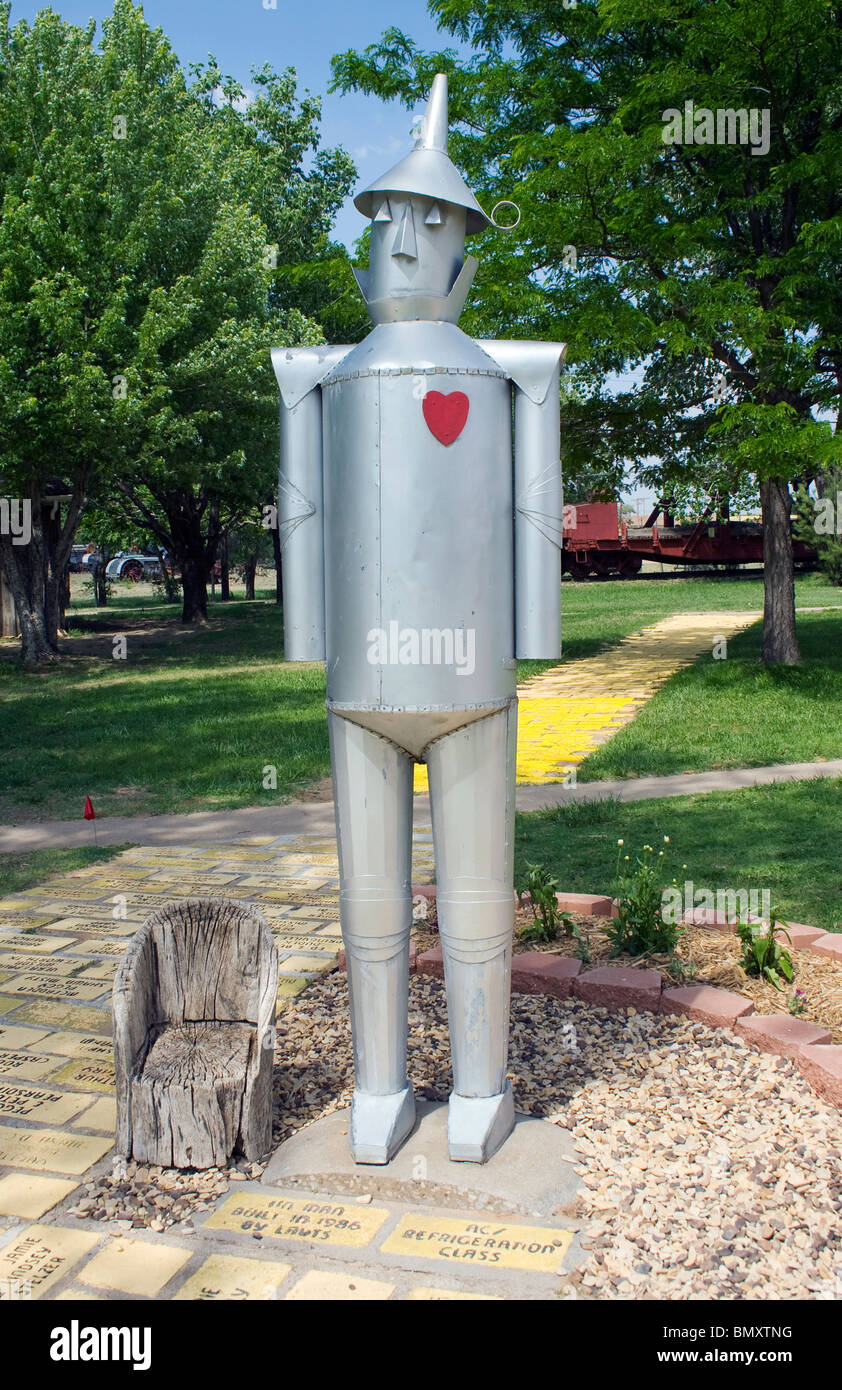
[275, 972, 842, 1300]
[68, 1161, 265, 1232]
[72, 970, 842, 1300]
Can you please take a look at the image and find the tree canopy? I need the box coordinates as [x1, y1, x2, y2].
[0, 0, 358, 653]
[332, 0, 842, 658]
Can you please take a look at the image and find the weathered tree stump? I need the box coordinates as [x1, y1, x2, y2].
[113, 899, 278, 1169]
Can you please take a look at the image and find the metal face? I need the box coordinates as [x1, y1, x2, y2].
[366, 195, 467, 316]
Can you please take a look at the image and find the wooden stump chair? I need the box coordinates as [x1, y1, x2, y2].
[113, 899, 278, 1169]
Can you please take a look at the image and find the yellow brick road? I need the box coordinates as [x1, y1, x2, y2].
[414, 610, 758, 790]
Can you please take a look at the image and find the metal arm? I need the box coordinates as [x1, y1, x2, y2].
[271, 346, 351, 661]
[477, 339, 567, 658]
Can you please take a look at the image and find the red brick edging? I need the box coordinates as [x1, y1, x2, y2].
[383, 887, 842, 1110]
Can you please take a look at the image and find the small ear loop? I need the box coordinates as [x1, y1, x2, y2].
[489, 200, 521, 230]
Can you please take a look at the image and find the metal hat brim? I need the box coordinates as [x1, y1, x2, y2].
[353, 148, 490, 235]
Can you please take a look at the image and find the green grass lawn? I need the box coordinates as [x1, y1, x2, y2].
[515, 778, 842, 933]
[0, 846, 128, 898]
[0, 593, 329, 822]
[578, 607, 842, 781]
[0, 571, 839, 823]
[519, 569, 842, 683]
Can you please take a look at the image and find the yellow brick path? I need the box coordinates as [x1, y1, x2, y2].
[414, 610, 759, 790]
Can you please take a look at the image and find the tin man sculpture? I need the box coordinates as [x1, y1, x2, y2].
[272, 75, 565, 1164]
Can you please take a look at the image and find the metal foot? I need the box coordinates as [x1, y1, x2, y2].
[447, 1081, 514, 1163]
[350, 1085, 416, 1165]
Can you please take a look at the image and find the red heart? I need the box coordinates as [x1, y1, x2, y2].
[422, 390, 470, 446]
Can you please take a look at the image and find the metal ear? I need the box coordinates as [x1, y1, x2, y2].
[373, 198, 393, 223]
[425, 202, 443, 225]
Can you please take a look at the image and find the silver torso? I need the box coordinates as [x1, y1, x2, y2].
[321, 321, 516, 714]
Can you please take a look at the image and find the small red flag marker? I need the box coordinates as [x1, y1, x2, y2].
[83, 795, 98, 845]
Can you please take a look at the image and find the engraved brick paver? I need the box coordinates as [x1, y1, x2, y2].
[0, 1224, 99, 1299]
[205, 1191, 390, 1247]
[0, 1049, 64, 1082]
[0, 1173, 79, 1219]
[173, 1253, 292, 1301]
[0, 1126, 113, 1174]
[78, 1238, 191, 1297]
[381, 1213, 572, 1274]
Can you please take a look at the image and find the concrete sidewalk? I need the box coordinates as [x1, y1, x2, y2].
[2, 756, 840, 852]
[516, 756, 842, 812]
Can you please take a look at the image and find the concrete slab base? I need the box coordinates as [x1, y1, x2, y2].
[263, 1101, 582, 1221]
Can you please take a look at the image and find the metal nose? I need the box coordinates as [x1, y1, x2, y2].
[392, 202, 418, 260]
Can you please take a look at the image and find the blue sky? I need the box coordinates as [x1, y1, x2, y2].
[9, 0, 457, 247]
[9, 0, 658, 506]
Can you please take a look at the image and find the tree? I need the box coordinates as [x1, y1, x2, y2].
[0, 1, 357, 653]
[332, 0, 842, 661]
[109, 43, 357, 624]
[0, 5, 129, 660]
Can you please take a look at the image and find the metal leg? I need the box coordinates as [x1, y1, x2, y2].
[426, 701, 517, 1162]
[328, 711, 416, 1163]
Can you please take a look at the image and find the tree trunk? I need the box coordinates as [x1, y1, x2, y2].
[45, 568, 67, 642]
[94, 550, 110, 607]
[243, 552, 257, 601]
[0, 531, 59, 664]
[220, 533, 230, 602]
[14, 601, 56, 664]
[180, 556, 209, 624]
[760, 476, 800, 664]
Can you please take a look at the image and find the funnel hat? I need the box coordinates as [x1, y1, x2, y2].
[353, 74, 490, 234]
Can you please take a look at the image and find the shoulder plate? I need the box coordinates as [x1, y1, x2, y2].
[271, 345, 355, 410]
[475, 340, 567, 404]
